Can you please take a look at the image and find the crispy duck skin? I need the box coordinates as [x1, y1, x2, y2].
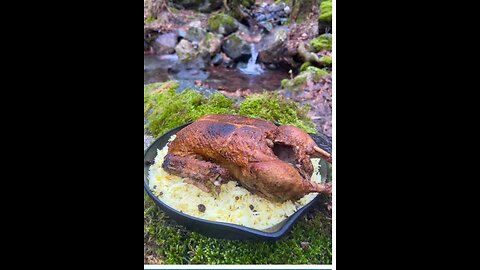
[162, 114, 332, 202]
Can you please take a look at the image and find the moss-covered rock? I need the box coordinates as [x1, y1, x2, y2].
[319, 55, 332, 66]
[319, 0, 332, 22]
[175, 39, 197, 62]
[199, 32, 222, 56]
[311, 66, 329, 79]
[208, 14, 238, 35]
[281, 67, 330, 91]
[300, 62, 312, 72]
[185, 26, 207, 43]
[310, 34, 332, 52]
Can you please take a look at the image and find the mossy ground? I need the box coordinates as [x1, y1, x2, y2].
[144, 83, 317, 137]
[144, 192, 332, 264]
[319, 0, 332, 22]
[144, 82, 332, 264]
[311, 34, 332, 52]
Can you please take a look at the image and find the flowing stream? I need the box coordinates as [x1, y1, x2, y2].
[238, 44, 264, 76]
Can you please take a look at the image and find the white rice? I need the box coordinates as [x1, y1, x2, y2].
[148, 134, 323, 230]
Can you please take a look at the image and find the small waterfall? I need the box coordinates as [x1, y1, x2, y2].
[239, 44, 264, 75]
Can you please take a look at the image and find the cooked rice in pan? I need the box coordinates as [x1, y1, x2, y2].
[148, 135, 324, 230]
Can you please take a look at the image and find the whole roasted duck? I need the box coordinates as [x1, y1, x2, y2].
[162, 114, 332, 202]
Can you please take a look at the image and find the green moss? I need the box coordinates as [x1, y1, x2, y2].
[320, 55, 332, 66]
[208, 14, 237, 34]
[241, 0, 255, 7]
[281, 79, 289, 88]
[239, 92, 317, 134]
[310, 34, 332, 52]
[319, 0, 332, 22]
[145, 16, 156, 24]
[144, 82, 235, 138]
[306, 66, 330, 80]
[144, 81, 318, 137]
[300, 62, 312, 72]
[292, 74, 308, 86]
[228, 33, 242, 44]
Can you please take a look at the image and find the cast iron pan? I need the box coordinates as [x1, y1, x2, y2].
[144, 122, 332, 241]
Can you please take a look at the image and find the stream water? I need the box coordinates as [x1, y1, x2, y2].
[238, 44, 264, 76]
[144, 54, 289, 92]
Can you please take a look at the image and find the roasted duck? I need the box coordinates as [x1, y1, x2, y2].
[162, 114, 332, 202]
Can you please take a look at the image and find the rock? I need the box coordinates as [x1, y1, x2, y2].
[258, 27, 288, 65]
[188, 20, 202, 28]
[175, 39, 210, 66]
[175, 39, 195, 62]
[173, 38, 212, 74]
[271, 3, 284, 12]
[199, 32, 222, 56]
[152, 32, 178, 55]
[252, 1, 290, 32]
[208, 14, 238, 36]
[176, 28, 187, 39]
[256, 14, 266, 22]
[263, 22, 274, 32]
[318, 0, 332, 34]
[318, 21, 332, 35]
[185, 26, 207, 43]
[212, 54, 223, 65]
[221, 33, 251, 62]
[221, 53, 235, 68]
